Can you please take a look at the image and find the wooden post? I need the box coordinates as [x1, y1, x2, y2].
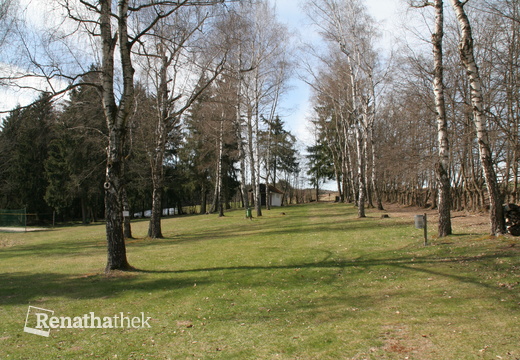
[423, 213, 428, 246]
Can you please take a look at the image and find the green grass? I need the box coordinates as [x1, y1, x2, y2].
[1, 203, 519, 359]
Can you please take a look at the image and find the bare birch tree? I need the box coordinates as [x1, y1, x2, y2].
[218, 7, 254, 213]
[98, 0, 134, 271]
[304, 0, 381, 218]
[135, 5, 227, 238]
[433, 0, 453, 236]
[54, 0, 229, 270]
[410, 0, 453, 236]
[238, 0, 291, 217]
[449, 0, 505, 235]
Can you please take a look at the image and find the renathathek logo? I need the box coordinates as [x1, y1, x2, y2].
[24, 305, 151, 337]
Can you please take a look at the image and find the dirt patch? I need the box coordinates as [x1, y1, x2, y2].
[372, 203, 491, 235]
[104, 270, 138, 279]
[381, 324, 437, 359]
[318, 191, 339, 202]
[315, 196, 494, 234]
[0, 237, 17, 247]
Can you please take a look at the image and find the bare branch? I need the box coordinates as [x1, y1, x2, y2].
[408, 0, 434, 8]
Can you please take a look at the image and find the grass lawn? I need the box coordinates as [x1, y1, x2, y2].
[1, 202, 519, 359]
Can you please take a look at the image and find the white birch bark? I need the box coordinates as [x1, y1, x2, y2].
[101, 0, 132, 272]
[433, 0, 452, 237]
[450, 0, 505, 235]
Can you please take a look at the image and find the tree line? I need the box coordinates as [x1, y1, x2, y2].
[303, 0, 519, 236]
[0, 0, 304, 271]
[0, 70, 300, 225]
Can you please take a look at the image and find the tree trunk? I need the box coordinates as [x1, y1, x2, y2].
[355, 122, 366, 218]
[433, 0, 452, 237]
[212, 114, 225, 217]
[200, 182, 207, 214]
[450, 0, 505, 235]
[102, 0, 132, 272]
[255, 182, 263, 215]
[344, 51, 364, 215]
[237, 130, 249, 211]
[104, 129, 131, 272]
[148, 51, 170, 239]
[148, 133, 165, 238]
[235, 67, 249, 212]
[122, 187, 132, 239]
[367, 78, 383, 211]
[248, 105, 262, 217]
[218, 119, 225, 217]
[335, 169, 342, 202]
[265, 124, 272, 212]
[343, 118, 356, 204]
[148, 176, 163, 238]
[254, 120, 262, 217]
[81, 195, 88, 225]
[371, 138, 383, 210]
[247, 107, 257, 211]
[363, 123, 374, 209]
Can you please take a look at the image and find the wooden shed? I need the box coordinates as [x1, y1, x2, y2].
[249, 184, 284, 207]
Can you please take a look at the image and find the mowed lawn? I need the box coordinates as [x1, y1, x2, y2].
[0, 203, 519, 359]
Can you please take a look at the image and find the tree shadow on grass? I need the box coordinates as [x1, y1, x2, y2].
[1, 242, 518, 309]
[0, 271, 210, 306]
[2, 202, 517, 324]
[6, 249, 513, 296]
[131, 219, 407, 249]
[0, 203, 412, 261]
[0, 215, 379, 259]
[135, 251, 509, 277]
